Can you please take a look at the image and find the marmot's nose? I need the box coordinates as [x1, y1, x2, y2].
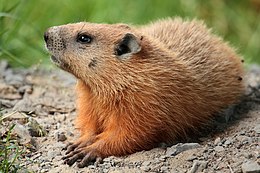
[44, 31, 49, 43]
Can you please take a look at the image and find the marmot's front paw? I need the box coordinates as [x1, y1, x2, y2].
[63, 146, 102, 167]
[62, 136, 98, 167]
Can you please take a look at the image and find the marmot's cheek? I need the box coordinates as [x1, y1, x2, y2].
[88, 58, 97, 68]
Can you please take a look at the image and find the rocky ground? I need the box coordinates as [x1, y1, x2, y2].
[0, 60, 259, 173]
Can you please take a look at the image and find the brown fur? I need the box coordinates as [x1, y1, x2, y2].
[44, 18, 245, 167]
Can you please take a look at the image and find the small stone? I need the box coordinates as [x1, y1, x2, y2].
[160, 155, 167, 160]
[189, 161, 199, 173]
[113, 157, 123, 164]
[154, 158, 161, 164]
[224, 139, 232, 146]
[141, 166, 150, 172]
[56, 123, 61, 129]
[5, 73, 25, 86]
[237, 136, 252, 144]
[214, 137, 221, 145]
[47, 150, 61, 160]
[88, 165, 96, 169]
[214, 146, 225, 152]
[42, 164, 51, 170]
[13, 97, 35, 113]
[244, 153, 253, 159]
[197, 161, 207, 172]
[239, 131, 246, 135]
[217, 162, 226, 169]
[41, 137, 48, 142]
[142, 161, 151, 167]
[18, 85, 33, 95]
[161, 166, 169, 172]
[0, 83, 22, 100]
[241, 161, 260, 173]
[104, 162, 112, 168]
[31, 153, 42, 160]
[103, 157, 112, 162]
[40, 168, 48, 173]
[52, 142, 66, 149]
[188, 161, 208, 173]
[40, 162, 46, 167]
[57, 132, 67, 142]
[103, 168, 109, 173]
[253, 125, 260, 134]
[166, 143, 200, 157]
[13, 123, 32, 144]
[159, 155, 166, 161]
[30, 137, 38, 149]
[186, 155, 197, 161]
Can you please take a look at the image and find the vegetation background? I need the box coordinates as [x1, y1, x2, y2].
[0, 0, 259, 67]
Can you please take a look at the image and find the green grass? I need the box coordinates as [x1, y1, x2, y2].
[0, 0, 259, 67]
[0, 124, 24, 173]
[0, 110, 31, 173]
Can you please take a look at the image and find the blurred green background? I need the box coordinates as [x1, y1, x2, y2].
[0, 0, 259, 67]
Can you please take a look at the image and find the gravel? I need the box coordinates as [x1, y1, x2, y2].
[0, 60, 260, 172]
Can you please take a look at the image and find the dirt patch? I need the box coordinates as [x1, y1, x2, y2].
[0, 60, 259, 173]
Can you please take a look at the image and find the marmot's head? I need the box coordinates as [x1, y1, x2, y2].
[44, 22, 148, 92]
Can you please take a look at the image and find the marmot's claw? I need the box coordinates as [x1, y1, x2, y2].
[64, 149, 86, 166]
[62, 142, 73, 151]
[62, 148, 82, 160]
[77, 152, 98, 168]
[65, 143, 80, 154]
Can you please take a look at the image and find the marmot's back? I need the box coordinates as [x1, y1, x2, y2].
[141, 18, 244, 107]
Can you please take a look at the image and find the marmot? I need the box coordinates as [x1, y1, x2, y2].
[44, 18, 245, 167]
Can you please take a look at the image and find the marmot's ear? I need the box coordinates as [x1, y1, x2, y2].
[115, 33, 141, 57]
[115, 24, 131, 30]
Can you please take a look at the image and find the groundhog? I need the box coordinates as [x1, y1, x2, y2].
[44, 18, 245, 167]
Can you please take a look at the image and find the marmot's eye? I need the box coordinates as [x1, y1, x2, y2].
[77, 34, 92, 44]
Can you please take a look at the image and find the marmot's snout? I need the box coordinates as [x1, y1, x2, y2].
[44, 27, 67, 67]
[44, 27, 66, 53]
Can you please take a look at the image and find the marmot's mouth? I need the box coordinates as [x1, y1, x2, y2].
[50, 55, 60, 65]
[50, 55, 69, 71]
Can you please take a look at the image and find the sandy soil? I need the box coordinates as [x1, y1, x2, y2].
[0, 60, 259, 173]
